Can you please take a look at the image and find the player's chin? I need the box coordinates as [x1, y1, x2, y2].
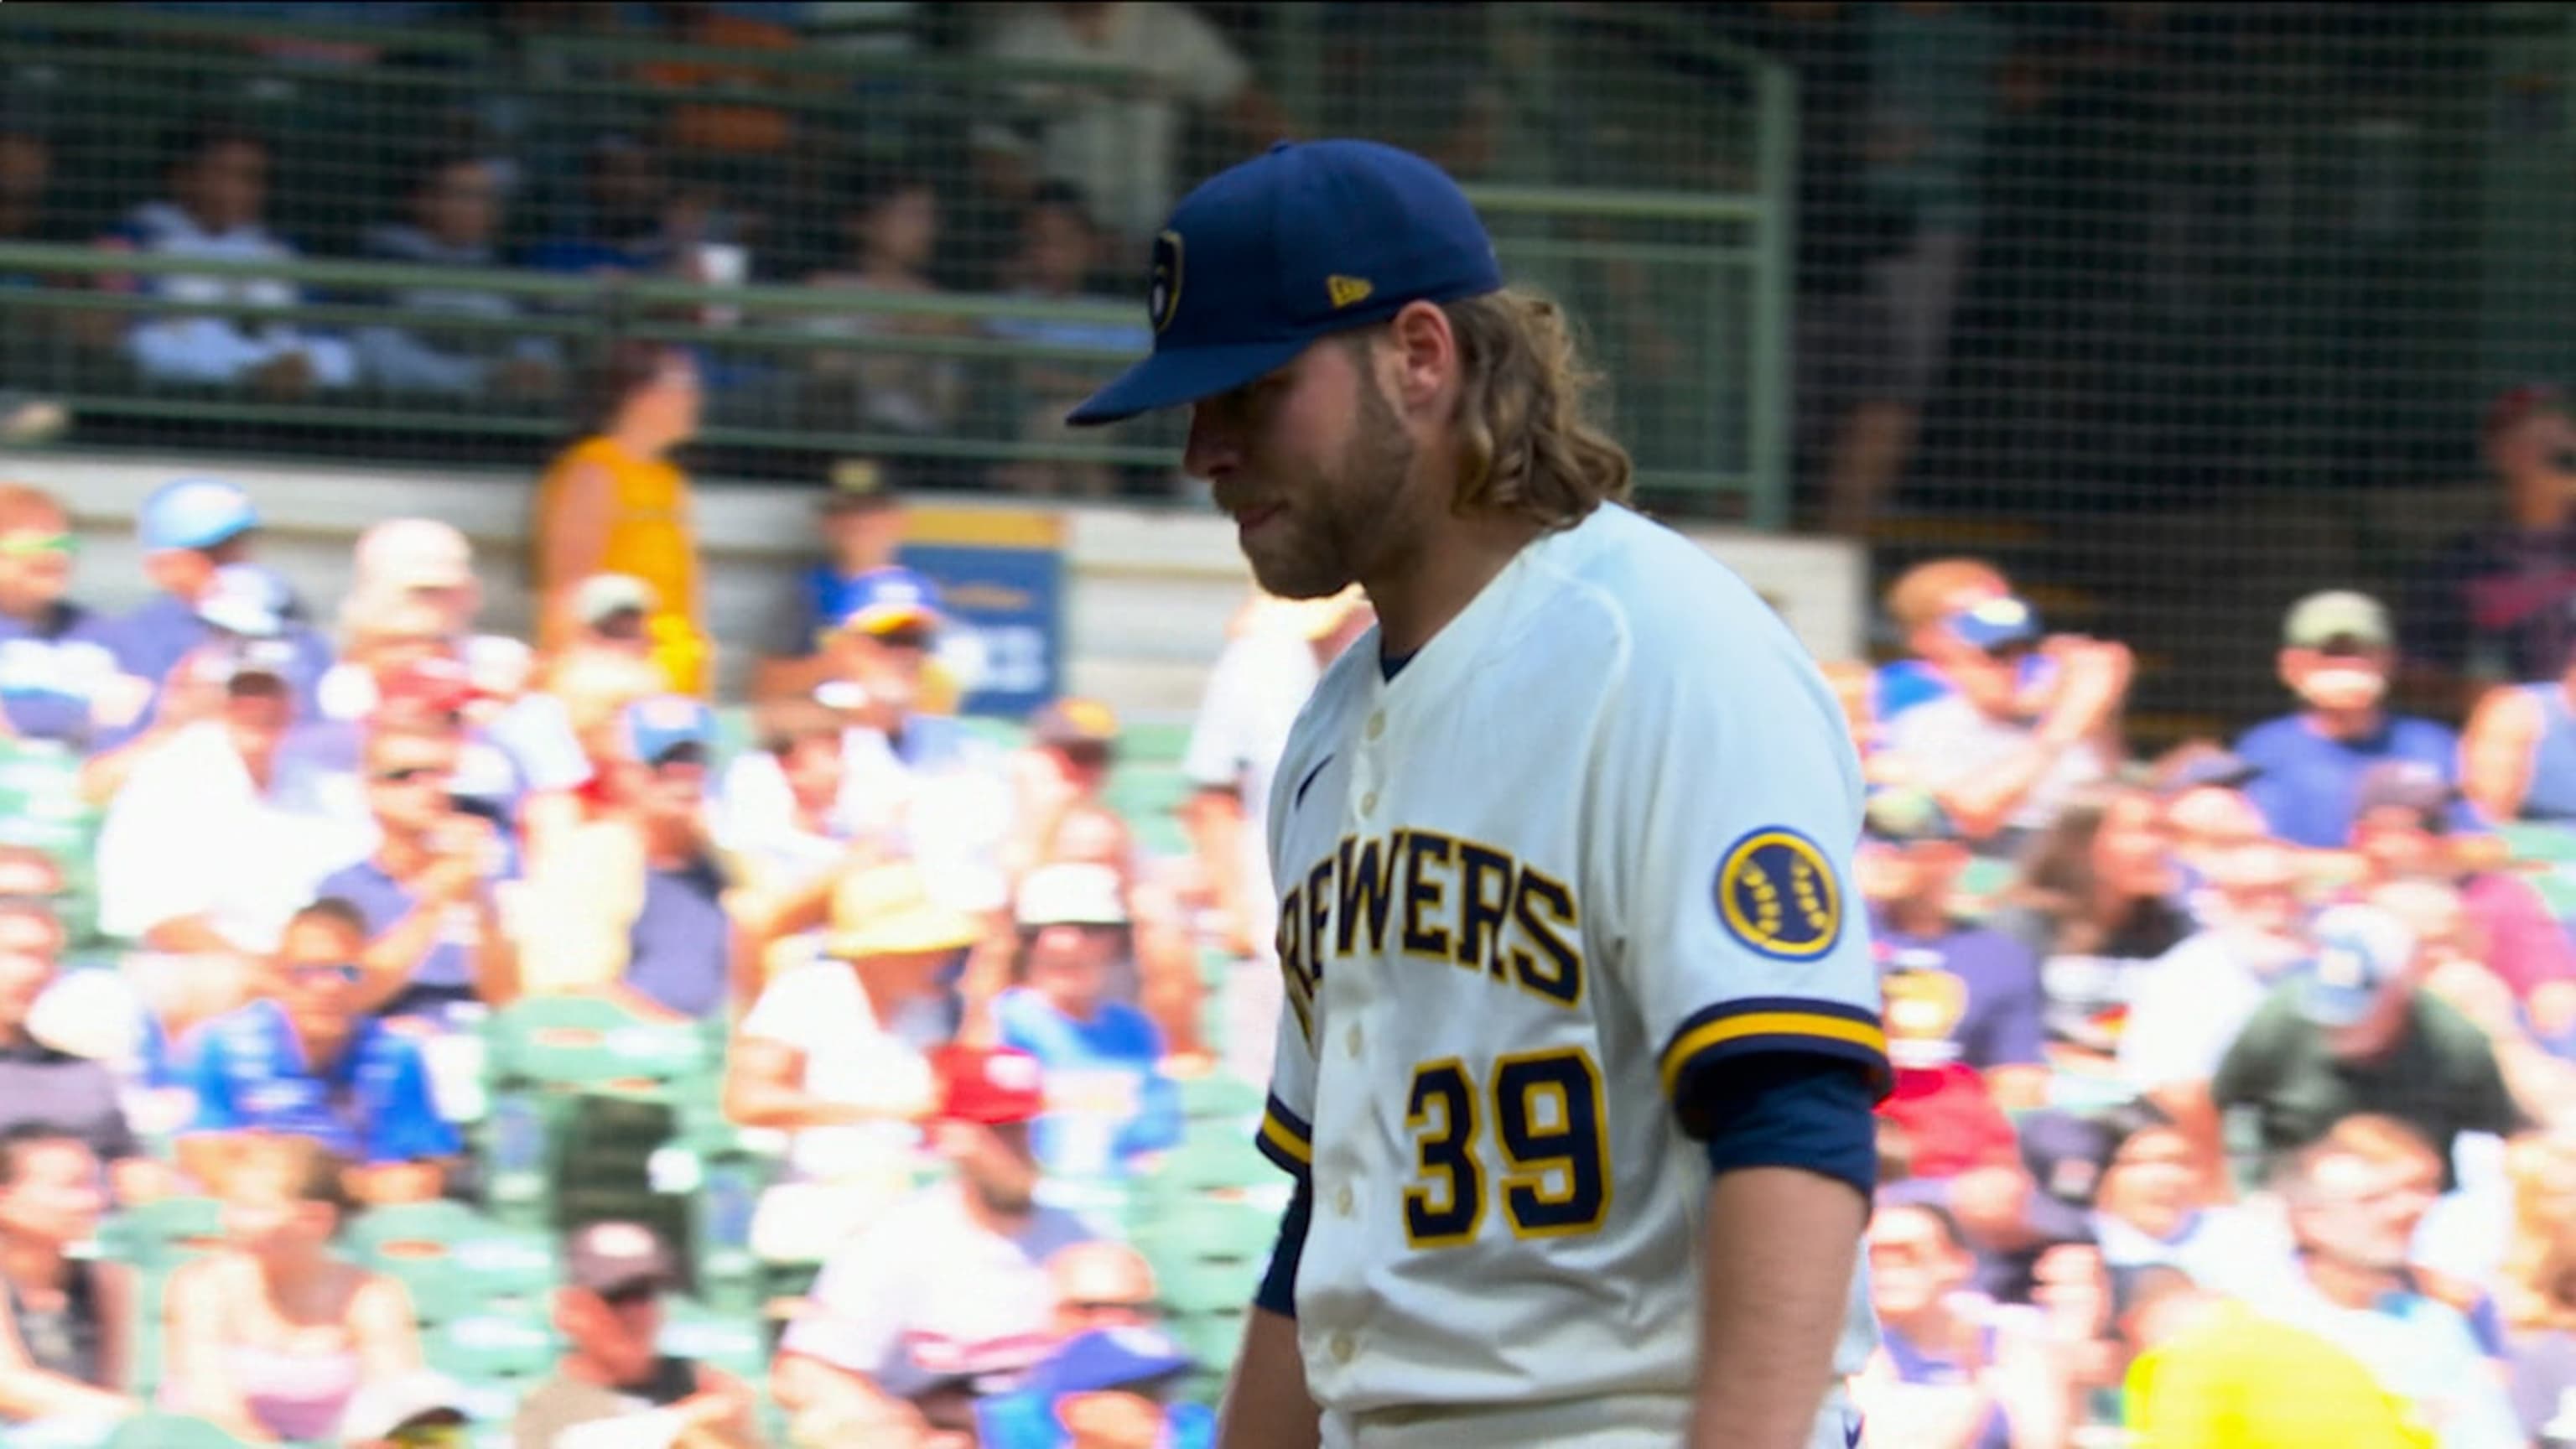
[1244, 539, 1353, 601]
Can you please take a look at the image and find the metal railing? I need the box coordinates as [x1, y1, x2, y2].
[0, 3, 1797, 520]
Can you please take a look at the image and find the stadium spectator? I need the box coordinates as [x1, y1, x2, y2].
[726, 567, 1011, 908]
[989, 182, 1151, 498]
[512, 1219, 764, 1449]
[2213, 904, 2522, 1185]
[1007, 698, 1123, 878]
[1046, 1242, 1160, 1340]
[316, 719, 518, 1030]
[2500, 1131, 2576, 1440]
[1861, 786, 2049, 1109]
[101, 117, 356, 395]
[724, 860, 979, 1265]
[95, 645, 369, 1031]
[2346, 761, 2576, 1031]
[998, 862, 1182, 1206]
[161, 1135, 425, 1443]
[1021, 798, 1205, 1062]
[0, 126, 69, 445]
[2056, 1104, 2280, 1285]
[356, 152, 561, 400]
[2407, 383, 2576, 707]
[532, 344, 710, 697]
[174, 899, 461, 1203]
[974, 1326, 1213, 1449]
[1878, 595, 2128, 857]
[1849, 1201, 2080, 1449]
[520, 134, 678, 278]
[799, 170, 969, 444]
[2116, 843, 2311, 1174]
[512, 695, 732, 1019]
[529, 648, 667, 838]
[0, 900, 158, 1201]
[86, 478, 332, 789]
[634, 1, 802, 161]
[1987, 785, 2191, 1073]
[2260, 1121, 2526, 1447]
[0, 483, 122, 749]
[754, 459, 918, 705]
[2116, 1264, 2441, 1449]
[0, 1127, 136, 1428]
[1181, 586, 1371, 1080]
[724, 700, 857, 905]
[772, 1045, 1092, 1436]
[1871, 557, 2012, 726]
[970, 1, 1290, 248]
[2460, 620, 2576, 824]
[2236, 590, 2470, 849]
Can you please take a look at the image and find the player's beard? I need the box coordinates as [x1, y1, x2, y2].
[1244, 371, 1417, 600]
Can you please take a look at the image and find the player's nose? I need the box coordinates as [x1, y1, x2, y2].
[1182, 404, 1242, 486]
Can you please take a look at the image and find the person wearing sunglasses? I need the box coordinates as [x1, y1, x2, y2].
[0, 483, 121, 750]
[2235, 590, 2474, 850]
[170, 898, 460, 1205]
[314, 717, 519, 1034]
[1880, 594, 2129, 860]
[2405, 383, 2576, 716]
[512, 1220, 761, 1449]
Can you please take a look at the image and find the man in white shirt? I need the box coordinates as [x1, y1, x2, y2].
[2259, 1119, 2525, 1449]
[94, 645, 371, 1034]
[972, 1, 1291, 246]
[1878, 595, 2128, 858]
[723, 860, 983, 1265]
[771, 1043, 1094, 1438]
[1179, 587, 1368, 1086]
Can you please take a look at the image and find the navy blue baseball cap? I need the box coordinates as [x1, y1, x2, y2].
[1066, 139, 1504, 426]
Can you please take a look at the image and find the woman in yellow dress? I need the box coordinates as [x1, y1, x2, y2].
[531, 344, 711, 695]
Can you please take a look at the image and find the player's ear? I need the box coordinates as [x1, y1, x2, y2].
[1384, 299, 1458, 414]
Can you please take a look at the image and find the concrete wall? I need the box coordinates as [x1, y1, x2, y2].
[0, 453, 1865, 717]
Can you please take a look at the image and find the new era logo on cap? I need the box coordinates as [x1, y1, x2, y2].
[1327, 275, 1374, 309]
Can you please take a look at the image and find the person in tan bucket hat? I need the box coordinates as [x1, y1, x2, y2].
[723, 860, 995, 1264]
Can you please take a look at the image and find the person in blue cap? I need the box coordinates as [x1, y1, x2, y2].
[1067, 139, 1881, 1449]
[87, 477, 331, 789]
[975, 1326, 1216, 1449]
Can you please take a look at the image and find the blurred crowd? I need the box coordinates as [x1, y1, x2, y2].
[1823, 382, 2576, 1448]
[0, 446, 1379, 1446]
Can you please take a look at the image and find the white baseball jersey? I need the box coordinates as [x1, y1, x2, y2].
[1254, 503, 1888, 1446]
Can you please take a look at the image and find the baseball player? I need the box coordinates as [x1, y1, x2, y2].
[1067, 140, 1890, 1449]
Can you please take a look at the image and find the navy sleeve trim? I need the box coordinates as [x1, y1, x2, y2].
[1660, 996, 1892, 1115]
[1694, 1054, 1878, 1204]
[1254, 1179, 1313, 1319]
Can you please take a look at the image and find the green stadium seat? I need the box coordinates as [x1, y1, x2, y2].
[1149, 1134, 1279, 1198]
[430, 1311, 563, 1383]
[351, 1202, 560, 1327]
[94, 1196, 225, 1273]
[1174, 1072, 1264, 1125]
[660, 1297, 770, 1381]
[100, 1414, 252, 1449]
[2501, 822, 2576, 865]
[484, 995, 720, 1098]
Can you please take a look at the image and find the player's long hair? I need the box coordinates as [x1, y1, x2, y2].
[1439, 288, 1633, 528]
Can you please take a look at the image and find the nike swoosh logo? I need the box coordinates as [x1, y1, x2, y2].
[1293, 754, 1335, 812]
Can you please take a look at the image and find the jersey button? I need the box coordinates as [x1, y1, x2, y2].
[1359, 790, 1378, 815]
[1343, 1025, 1363, 1058]
[1329, 1332, 1357, 1363]
[1365, 711, 1385, 740]
[1334, 1183, 1355, 1216]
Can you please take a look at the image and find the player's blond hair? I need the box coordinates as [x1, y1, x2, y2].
[1436, 288, 1633, 528]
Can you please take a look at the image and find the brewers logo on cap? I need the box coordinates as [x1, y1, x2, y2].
[1150, 230, 1185, 335]
[1714, 827, 1843, 960]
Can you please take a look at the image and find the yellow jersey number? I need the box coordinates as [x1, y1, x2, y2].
[1403, 1046, 1612, 1248]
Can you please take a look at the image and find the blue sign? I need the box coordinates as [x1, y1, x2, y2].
[897, 508, 1067, 718]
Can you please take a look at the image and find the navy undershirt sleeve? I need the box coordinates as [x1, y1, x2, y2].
[1691, 1053, 1878, 1204]
[1254, 1176, 1314, 1318]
